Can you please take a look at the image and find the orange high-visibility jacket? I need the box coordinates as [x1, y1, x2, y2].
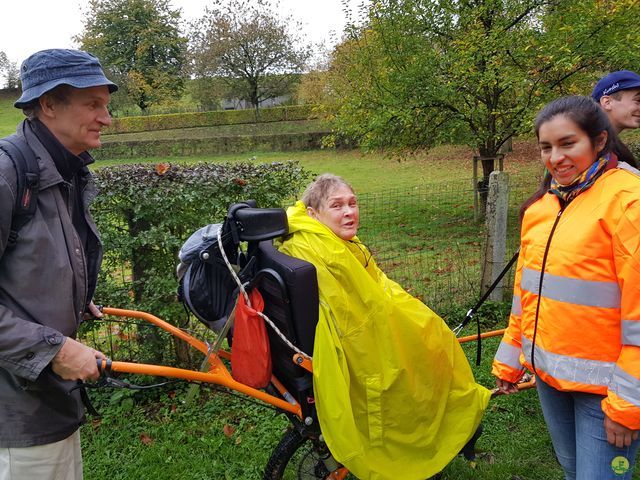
[492, 168, 640, 430]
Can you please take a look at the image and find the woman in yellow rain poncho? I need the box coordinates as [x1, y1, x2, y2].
[277, 174, 491, 480]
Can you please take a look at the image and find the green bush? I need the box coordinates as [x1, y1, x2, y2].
[628, 141, 640, 161]
[105, 105, 317, 134]
[95, 132, 330, 159]
[88, 161, 312, 364]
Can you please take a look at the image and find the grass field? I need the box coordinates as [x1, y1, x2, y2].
[0, 90, 23, 136]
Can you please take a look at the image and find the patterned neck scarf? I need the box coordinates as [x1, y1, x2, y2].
[549, 154, 610, 204]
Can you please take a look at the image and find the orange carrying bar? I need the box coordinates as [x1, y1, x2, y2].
[99, 308, 301, 418]
[98, 308, 531, 417]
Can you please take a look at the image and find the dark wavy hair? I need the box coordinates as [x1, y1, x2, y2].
[519, 95, 636, 221]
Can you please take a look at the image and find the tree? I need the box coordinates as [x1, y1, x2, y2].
[77, 0, 187, 112]
[187, 76, 228, 111]
[189, 0, 312, 117]
[328, 0, 640, 198]
[0, 51, 19, 89]
[4, 62, 19, 90]
[296, 48, 333, 105]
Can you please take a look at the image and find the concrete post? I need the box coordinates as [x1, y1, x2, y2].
[481, 171, 510, 301]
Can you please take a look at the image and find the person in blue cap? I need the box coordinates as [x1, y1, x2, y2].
[592, 70, 640, 134]
[0, 49, 117, 479]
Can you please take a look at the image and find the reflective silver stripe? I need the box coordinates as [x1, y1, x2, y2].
[622, 320, 640, 347]
[510, 294, 522, 316]
[610, 366, 640, 407]
[495, 341, 522, 370]
[521, 268, 620, 309]
[521, 336, 614, 387]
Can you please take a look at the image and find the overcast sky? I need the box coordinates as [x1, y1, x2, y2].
[0, 0, 368, 65]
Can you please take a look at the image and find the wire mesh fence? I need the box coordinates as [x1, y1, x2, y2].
[81, 315, 213, 367]
[356, 171, 537, 318]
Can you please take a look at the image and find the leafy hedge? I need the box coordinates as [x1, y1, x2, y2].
[628, 141, 640, 161]
[95, 132, 330, 159]
[88, 161, 312, 363]
[105, 105, 317, 134]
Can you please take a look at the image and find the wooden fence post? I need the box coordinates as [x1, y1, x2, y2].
[481, 171, 510, 301]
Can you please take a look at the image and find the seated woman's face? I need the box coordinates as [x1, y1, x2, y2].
[310, 185, 359, 240]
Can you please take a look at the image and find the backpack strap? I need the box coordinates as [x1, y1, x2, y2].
[0, 134, 40, 249]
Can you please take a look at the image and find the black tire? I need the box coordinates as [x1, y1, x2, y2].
[263, 428, 355, 480]
[262, 430, 442, 479]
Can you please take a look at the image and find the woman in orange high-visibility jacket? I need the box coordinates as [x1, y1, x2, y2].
[492, 96, 640, 480]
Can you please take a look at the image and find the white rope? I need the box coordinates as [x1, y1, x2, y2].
[217, 225, 312, 360]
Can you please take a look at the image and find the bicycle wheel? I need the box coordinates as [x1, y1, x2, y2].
[262, 428, 355, 480]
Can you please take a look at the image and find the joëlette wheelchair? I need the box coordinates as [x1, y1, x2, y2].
[95, 201, 534, 480]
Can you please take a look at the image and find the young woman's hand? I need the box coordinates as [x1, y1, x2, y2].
[604, 415, 640, 448]
[495, 378, 519, 395]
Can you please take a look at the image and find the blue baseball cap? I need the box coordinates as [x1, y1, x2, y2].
[591, 70, 640, 102]
[14, 49, 118, 108]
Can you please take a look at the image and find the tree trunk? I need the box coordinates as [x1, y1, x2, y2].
[478, 157, 495, 213]
[127, 214, 153, 303]
[127, 212, 164, 362]
[250, 79, 260, 121]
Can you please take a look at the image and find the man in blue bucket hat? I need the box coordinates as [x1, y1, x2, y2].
[0, 49, 117, 479]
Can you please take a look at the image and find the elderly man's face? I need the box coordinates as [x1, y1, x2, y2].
[40, 85, 112, 155]
[309, 185, 359, 240]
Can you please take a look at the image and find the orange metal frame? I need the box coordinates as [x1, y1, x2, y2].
[98, 307, 535, 479]
[99, 309, 534, 412]
[100, 307, 302, 418]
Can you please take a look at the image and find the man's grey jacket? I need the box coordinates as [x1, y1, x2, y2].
[0, 119, 103, 447]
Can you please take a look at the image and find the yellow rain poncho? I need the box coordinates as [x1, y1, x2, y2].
[278, 201, 491, 480]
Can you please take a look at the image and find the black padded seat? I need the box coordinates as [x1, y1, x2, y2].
[252, 241, 319, 419]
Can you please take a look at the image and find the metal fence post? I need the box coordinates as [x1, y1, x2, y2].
[481, 171, 510, 301]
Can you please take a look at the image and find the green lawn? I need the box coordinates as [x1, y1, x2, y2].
[0, 90, 23, 136]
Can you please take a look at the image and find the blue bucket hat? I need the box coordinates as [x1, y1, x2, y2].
[14, 49, 118, 109]
[591, 70, 640, 102]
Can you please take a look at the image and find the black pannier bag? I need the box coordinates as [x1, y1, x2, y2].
[176, 222, 239, 332]
[176, 201, 289, 333]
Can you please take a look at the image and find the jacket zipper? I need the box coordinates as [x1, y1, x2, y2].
[62, 180, 88, 324]
[530, 203, 565, 375]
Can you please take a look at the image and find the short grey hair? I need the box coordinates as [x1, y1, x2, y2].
[301, 173, 355, 210]
[21, 84, 74, 119]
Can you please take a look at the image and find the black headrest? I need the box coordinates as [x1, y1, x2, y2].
[227, 202, 288, 242]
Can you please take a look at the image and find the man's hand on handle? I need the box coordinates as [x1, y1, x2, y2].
[85, 301, 103, 320]
[51, 337, 106, 382]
